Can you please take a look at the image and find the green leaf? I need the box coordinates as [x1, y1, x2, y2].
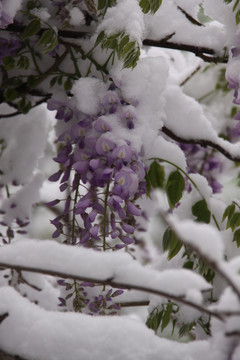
[17, 56, 30, 70]
[3, 56, 15, 70]
[98, 0, 106, 10]
[64, 78, 72, 91]
[162, 227, 182, 260]
[166, 170, 185, 209]
[236, 9, 240, 24]
[123, 47, 140, 68]
[140, 0, 162, 14]
[233, 0, 240, 12]
[197, 4, 212, 23]
[65, 292, 74, 300]
[161, 303, 172, 332]
[98, 0, 116, 11]
[17, 97, 32, 114]
[146, 308, 163, 334]
[27, 75, 39, 89]
[192, 199, 211, 224]
[179, 322, 195, 338]
[162, 227, 176, 251]
[4, 89, 18, 101]
[229, 212, 240, 231]
[95, 31, 105, 47]
[22, 18, 41, 40]
[118, 35, 130, 54]
[233, 229, 240, 247]
[38, 29, 54, 46]
[168, 240, 182, 260]
[147, 161, 165, 189]
[50, 76, 58, 87]
[120, 41, 135, 57]
[183, 260, 194, 270]
[222, 203, 236, 223]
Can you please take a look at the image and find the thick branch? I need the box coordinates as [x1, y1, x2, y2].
[5, 23, 229, 64]
[0, 261, 223, 321]
[161, 126, 240, 162]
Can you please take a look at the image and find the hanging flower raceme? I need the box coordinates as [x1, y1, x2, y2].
[47, 78, 148, 313]
[47, 79, 147, 251]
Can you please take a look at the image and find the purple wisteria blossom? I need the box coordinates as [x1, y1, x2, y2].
[0, 37, 21, 64]
[180, 144, 223, 193]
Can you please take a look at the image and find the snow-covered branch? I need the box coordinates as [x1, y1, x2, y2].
[162, 126, 240, 162]
[0, 240, 224, 321]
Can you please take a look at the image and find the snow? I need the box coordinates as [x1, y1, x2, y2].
[2, 0, 22, 19]
[1, 1, 240, 359]
[112, 56, 168, 134]
[0, 286, 212, 360]
[69, 7, 85, 26]
[72, 78, 107, 115]
[144, 0, 232, 53]
[30, 7, 51, 21]
[0, 105, 48, 185]
[98, 0, 145, 43]
[2, 172, 44, 225]
[169, 217, 224, 263]
[164, 85, 219, 141]
[145, 136, 187, 171]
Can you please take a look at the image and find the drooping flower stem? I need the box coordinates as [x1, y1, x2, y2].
[103, 182, 110, 252]
[71, 175, 80, 244]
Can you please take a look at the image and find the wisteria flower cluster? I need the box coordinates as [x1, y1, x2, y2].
[47, 79, 147, 313]
[48, 83, 147, 250]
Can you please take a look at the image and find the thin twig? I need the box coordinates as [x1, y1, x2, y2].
[177, 6, 204, 27]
